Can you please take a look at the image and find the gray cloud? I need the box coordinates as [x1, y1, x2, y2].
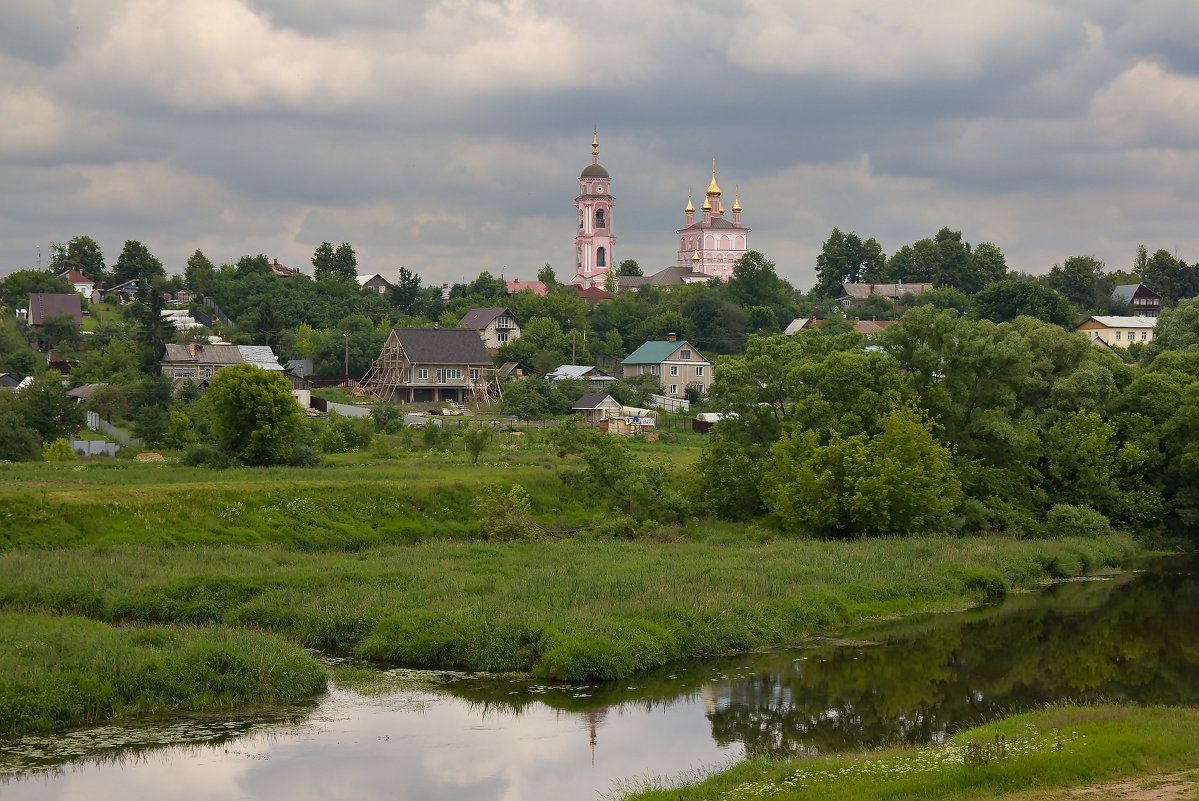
[1, 0, 1197, 291]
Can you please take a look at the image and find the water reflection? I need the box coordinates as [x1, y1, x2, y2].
[2, 557, 1195, 800]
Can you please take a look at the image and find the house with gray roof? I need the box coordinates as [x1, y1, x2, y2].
[359, 327, 498, 404]
[1111, 283, 1161, 317]
[621, 335, 711, 398]
[547, 364, 617, 389]
[571, 393, 623, 425]
[458, 307, 520, 350]
[836, 282, 934, 306]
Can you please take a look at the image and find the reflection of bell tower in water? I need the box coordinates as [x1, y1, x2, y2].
[572, 128, 615, 289]
[580, 709, 608, 766]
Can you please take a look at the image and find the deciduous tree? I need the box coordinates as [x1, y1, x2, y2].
[207, 363, 304, 465]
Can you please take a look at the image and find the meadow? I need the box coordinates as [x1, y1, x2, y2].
[0, 435, 1147, 735]
[622, 705, 1199, 801]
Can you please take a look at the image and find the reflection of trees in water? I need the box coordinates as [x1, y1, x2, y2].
[706, 568, 1198, 757]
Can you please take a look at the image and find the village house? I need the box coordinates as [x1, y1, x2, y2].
[458, 307, 521, 349]
[546, 364, 618, 390]
[357, 273, 392, 294]
[836, 282, 934, 307]
[1076, 316, 1157, 348]
[26, 293, 83, 328]
[571, 393, 624, 425]
[59, 270, 95, 298]
[91, 278, 141, 305]
[1111, 283, 1162, 317]
[358, 327, 498, 404]
[621, 335, 711, 398]
[159, 343, 285, 385]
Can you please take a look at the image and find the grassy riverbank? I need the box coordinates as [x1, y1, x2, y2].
[0, 449, 1150, 734]
[622, 705, 1199, 800]
[0, 614, 324, 737]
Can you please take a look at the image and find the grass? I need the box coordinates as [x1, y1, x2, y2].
[0, 535, 1139, 683]
[621, 705, 1199, 800]
[0, 613, 325, 737]
[0, 440, 1152, 734]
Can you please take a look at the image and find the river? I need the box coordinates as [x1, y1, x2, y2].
[2, 555, 1196, 800]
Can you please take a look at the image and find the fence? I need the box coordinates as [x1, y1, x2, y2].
[70, 440, 120, 457]
[648, 394, 690, 412]
[87, 411, 143, 447]
[201, 296, 232, 326]
[312, 398, 372, 418]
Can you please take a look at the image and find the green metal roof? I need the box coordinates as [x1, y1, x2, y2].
[623, 340, 692, 364]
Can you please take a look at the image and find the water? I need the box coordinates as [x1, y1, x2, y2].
[3, 556, 1196, 800]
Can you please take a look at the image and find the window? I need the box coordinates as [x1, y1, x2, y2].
[202, 366, 213, 379]
[1115, 331, 1121, 340]
[1141, 331, 1147, 340]
[436, 368, 463, 383]
[597, 247, 606, 268]
[695, 366, 704, 376]
[669, 384, 678, 395]
[650, 365, 659, 375]
[417, 368, 429, 380]
[172, 368, 195, 378]
[498, 332, 508, 343]
[596, 209, 606, 228]
[680, 349, 691, 360]
[469, 368, 480, 380]
[670, 365, 678, 376]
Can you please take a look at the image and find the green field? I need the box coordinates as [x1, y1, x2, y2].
[622, 705, 1199, 801]
[0, 440, 1147, 735]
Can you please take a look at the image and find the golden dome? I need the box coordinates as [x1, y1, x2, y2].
[701, 195, 712, 211]
[691, 250, 701, 262]
[684, 194, 694, 213]
[705, 159, 721, 196]
[732, 192, 742, 213]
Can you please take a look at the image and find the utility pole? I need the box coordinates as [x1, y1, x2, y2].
[343, 332, 349, 380]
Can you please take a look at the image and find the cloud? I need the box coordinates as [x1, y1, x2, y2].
[727, 0, 1066, 83]
[1091, 61, 1199, 148]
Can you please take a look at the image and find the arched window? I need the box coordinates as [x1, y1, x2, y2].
[597, 247, 607, 267]
[596, 208, 605, 228]
[578, 210, 583, 230]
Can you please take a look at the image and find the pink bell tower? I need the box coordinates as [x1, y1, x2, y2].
[572, 128, 615, 289]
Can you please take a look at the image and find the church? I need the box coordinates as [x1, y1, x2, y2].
[571, 132, 749, 288]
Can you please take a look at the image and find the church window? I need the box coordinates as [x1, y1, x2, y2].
[597, 247, 606, 267]
[596, 209, 606, 228]
[579, 210, 583, 230]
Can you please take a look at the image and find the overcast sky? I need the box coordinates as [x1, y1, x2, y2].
[2, 0, 1197, 291]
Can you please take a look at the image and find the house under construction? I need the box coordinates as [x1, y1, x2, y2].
[357, 327, 501, 405]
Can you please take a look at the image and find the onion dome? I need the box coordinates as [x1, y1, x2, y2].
[732, 192, 742, 213]
[691, 250, 701, 262]
[684, 194, 694, 213]
[705, 160, 721, 196]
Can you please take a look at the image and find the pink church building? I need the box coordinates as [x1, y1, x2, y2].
[572, 131, 616, 289]
[676, 163, 749, 282]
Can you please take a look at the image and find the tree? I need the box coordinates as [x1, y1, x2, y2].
[133, 278, 176, 373]
[813, 229, 885, 296]
[18, 377, 85, 443]
[332, 242, 358, 281]
[313, 315, 386, 377]
[929, 227, 972, 291]
[1141, 296, 1199, 363]
[207, 363, 304, 465]
[885, 238, 940, 283]
[311, 242, 335, 279]
[49, 235, 106, 283]
[389, 267, 423, 315]
[184, 249, 217, 295]
[965, 242, 1008, 295]
[1045, 255, 1104, 310]
[87, 384, 128, 422]
[38, 314, 82, 352]
[111, 240, 165, 285]
[728, 251, 791, 310]
[463, 426, 491, 464]
[0, 395, 41, 461]
[0, 269, 73, 307]
[538, 263, 560, 285]
[617, 259, 643, 277]
[765, 409, 961, 538]
[973, 278, 1075, 328]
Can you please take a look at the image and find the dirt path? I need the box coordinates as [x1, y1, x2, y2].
[1065, 771, 1199, 801]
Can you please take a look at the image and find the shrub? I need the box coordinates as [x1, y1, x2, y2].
[317, 426, 348, 454]
[290, 443, 321, 467]
[181, 443, 232, 468]
[42, 437, 75, 461]
[1046, 503, 1111, 538]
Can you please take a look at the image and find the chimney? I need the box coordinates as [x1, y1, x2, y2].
[668, 332, 677, 342]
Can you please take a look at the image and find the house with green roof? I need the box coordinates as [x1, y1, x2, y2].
[621, 334, 711, 398]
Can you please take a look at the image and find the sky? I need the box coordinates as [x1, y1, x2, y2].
[2, 0, 1198, 292]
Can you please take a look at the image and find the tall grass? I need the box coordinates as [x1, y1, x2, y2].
[621, 704, 1199, 800]
[0, 535, 1138, 682]
[0, 613, 325, 737]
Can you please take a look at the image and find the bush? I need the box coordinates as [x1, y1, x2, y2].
[290, 443, 321, 467]
[42, 437, 75, 461]
[1046, 503, 1111, 538]
[181, 443, 232, 469]
[317, 426, 348, 454]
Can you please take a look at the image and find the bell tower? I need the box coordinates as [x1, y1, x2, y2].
[572, 128, 615, 289]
